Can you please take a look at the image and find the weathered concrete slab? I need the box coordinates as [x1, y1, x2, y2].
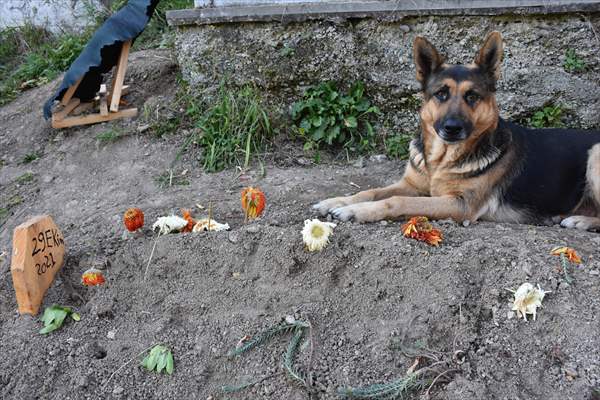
[170, 1, 600, 26]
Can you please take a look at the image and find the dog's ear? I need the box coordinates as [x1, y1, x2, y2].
[475, 31, 503, 81]
[413, 36, 444, 87]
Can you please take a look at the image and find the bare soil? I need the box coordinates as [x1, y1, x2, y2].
[1, 50, 599, 400]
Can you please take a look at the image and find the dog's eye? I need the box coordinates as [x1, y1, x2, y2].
[434, 88, 449, 102]
[465, 91, 481, 105]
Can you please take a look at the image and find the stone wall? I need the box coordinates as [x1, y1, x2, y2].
[175, 13, 600, 133]
[0, 0, 105, 33]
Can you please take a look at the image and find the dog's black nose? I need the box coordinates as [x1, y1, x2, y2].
[443, 119, 464, 136]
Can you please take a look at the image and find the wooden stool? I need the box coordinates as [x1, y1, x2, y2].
[51, 40, 138, 129]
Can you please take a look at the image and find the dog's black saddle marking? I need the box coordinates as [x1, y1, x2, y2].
[503, 120, 600, 216]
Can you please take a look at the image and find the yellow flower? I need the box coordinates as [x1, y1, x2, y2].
[509, 283, 549, 321]
[551, 247, 581, 264]
[302, 219, 336, 252]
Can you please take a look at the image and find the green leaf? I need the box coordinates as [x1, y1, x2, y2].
[312, 124, 326, 141]
[311, 115, 323, 127]
[166, 351, 174, 375]
[71, 313, 81, 322]
[299, 119, 312, 132]
[344, 116, 358, 128]
[146, 352, 159, 371]
[157, 352, 167, 373]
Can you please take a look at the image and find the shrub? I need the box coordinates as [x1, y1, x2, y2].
[291, 81, 380, 154]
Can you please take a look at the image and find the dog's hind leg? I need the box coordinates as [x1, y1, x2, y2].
[561, 144, 600, 231]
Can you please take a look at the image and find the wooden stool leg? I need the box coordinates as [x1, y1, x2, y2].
[109, 40, 132, 112]
[61, 77, 83, 106]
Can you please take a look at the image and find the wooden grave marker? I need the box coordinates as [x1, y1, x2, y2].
[11, 215, 66, 315]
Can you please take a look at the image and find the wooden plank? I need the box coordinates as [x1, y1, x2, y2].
[100, 96, 108, 116]
[52, 108, 138, 129]
[169, 1, 600, 25]
[11, 215, 66, 315]
[71, 102, 95, 116]
[61, 77, 83, 106]
[52, 98, 80, 122]
[109, 40, 132, 112]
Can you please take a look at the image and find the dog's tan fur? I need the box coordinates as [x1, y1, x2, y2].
[313, 32, 600, 230]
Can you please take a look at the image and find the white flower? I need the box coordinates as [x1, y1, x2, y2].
[152, 215, 188, 235]
[510, 283, 549, 321]
[302, 219, 336, 252]
[192, 218, 230, 232]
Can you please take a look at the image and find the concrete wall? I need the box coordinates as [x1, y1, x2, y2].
[0, 0, 104, 33]
[174, 13, 600, 133]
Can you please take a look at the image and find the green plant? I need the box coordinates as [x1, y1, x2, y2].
[529, 105, 564, 128]
[39, 305, 80, 334]
[385, 134, 413, 160]
[291, 81, 380, 154]
[96, 128, 122, 142]
[337, 373, 423, 399]
[22, 152, 40, 164]
[141, 345, 174, 375]
[280, 45, 295, 57]
[154, 170, 190, 188]
[563, 49, 586, 73]
[180, 83, 272, 172]
[16, 172, 34, 184]
[224, 319, 311, 393]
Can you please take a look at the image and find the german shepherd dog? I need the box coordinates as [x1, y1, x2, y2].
[313, 32, 600, 231]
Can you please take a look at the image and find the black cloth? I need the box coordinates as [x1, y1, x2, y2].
[43, 0, 160, 119]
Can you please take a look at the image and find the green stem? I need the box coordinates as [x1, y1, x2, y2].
[560, 253, 572, 284]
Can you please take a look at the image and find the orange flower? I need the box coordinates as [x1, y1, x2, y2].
[123, 208, 144, 232]
[401, 216, 443, 246]
[551, 247, 581, 264]
[82, 268, 105, 286]
[241, 187, 266, 221]
[180, 209, 196, 233]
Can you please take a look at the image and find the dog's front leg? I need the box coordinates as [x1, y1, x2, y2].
[330, 195, 468, 223]
[313, 179, 422, 216]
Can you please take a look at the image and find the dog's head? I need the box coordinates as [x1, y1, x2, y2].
[413, 32, 503, 144]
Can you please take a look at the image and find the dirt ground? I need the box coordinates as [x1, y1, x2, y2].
[1, 49, 599, 400]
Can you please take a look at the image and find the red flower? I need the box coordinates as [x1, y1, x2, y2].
[180, 209, 196, 233]
[401, 216, 443, 246]
[82, 268, 105, 286]
[123, 208, 144, 232]
[551, 247, 582, 264]
[241, 187, 266, 221]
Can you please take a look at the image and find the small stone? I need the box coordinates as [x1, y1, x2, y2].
[228, 231, 239, 243]
[507, 311, 515, 320]
[369, 154, 388, 163]
[352, 157, 365, 168]
[462, 220, 471, 227]
[137, 124, 150, 133]
[113, 386, 124, 395]
[246, 225, 261, 233]
[589, 270, 599, 276]
[380, 220, 388, 226]
[399, 25, 410, 33]
[42, 175, 54, 183]
[107, 330, 116, 340]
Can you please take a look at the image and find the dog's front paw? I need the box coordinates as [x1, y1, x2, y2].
[560, 216, 600, 231]
[312, 197, 351, 216]
[330, 203, 379, 223]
